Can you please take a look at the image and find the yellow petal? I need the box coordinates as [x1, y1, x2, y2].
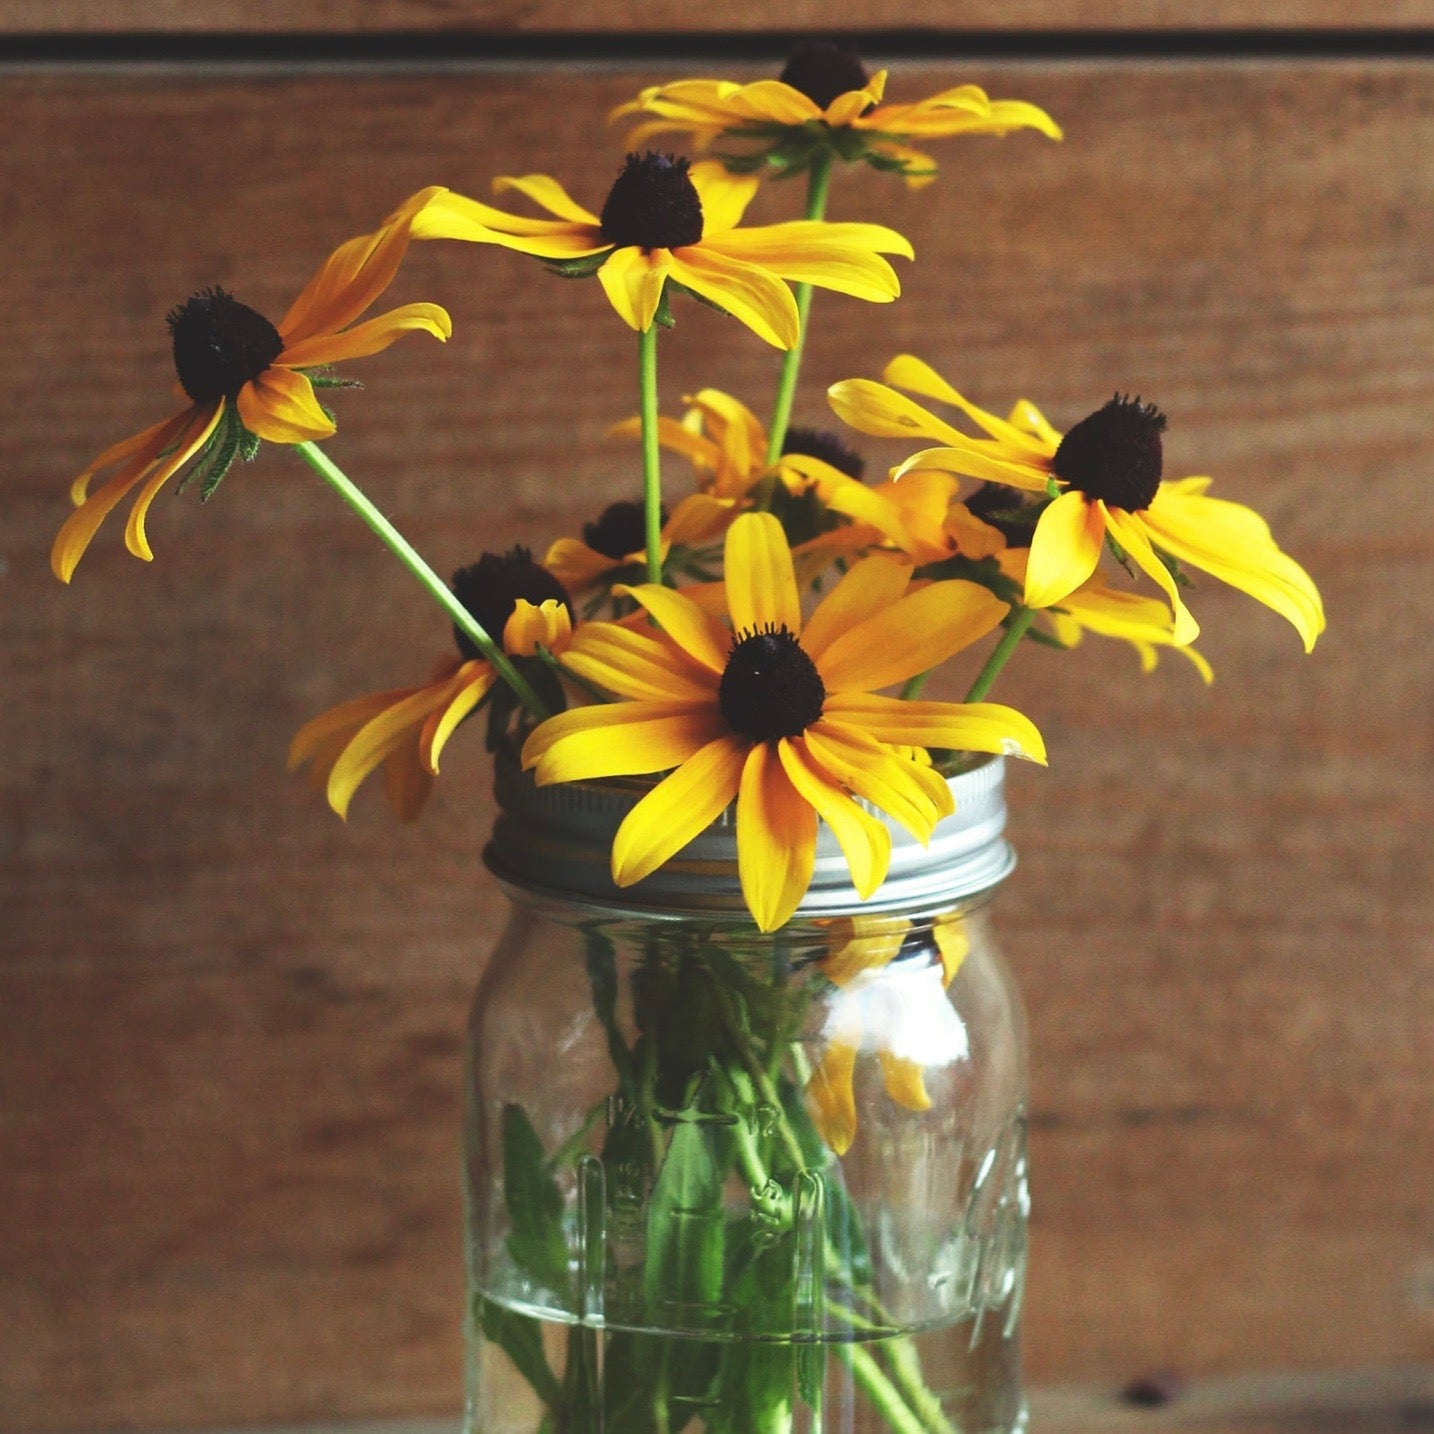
[420, 663, 497, 772]
[610, 582, 731, 673]
[529, 702, 725, 785]
[801, 720, 950, 841]
[325, 679, 458, 819]
[278, 187, 444, 345]
[882, 355, 1055, 455]
[543, 538, 621, 593]
[277, 302, 452, 368]
[891, 442, 1051, 491]
[689, 160, 761, 235]
[409, 188, 607, 258]
[827, 378, 966, 444]
[561, 622, 717, 702]
[52, 407, 198, 581]
[779, 738, 891, 900]
[724, 511, 802, 634]
[662, 492, 737, 546]
[288, 684, 425, 772]
[666, 246, 799, 350]
[705, 221, 911, 302]
[933, 915, 969, 987]
[1143, 484, 1324, 651]
[382, 736, 435, 822]
[737, 742, 817, 932]
[597, 245, 672, 332]
[122, 402, 227, 561]
[236, 367, 336, 444]
[1103, 504, 1200, 646]
[807, 1040, 859, 1156]
[816, 578, 1008, 692]
[1024, 490, 1105, 609]
[611, 734, 748, 886]
[503, 598, 572, 658]
[491, 172, 602, 225]
[820, 917, 909, 987]
[821, 696, 1047, 765]
[801, 553, 913, 661]
[878, 1054, 932, 1112]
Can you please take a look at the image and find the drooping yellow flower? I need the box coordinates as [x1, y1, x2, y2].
[612, 41, 1061, 188]
[409, 153, 912, 348]
[522, 512, 1045, 932]
[290, 550, 572, 820]
[830, 356, 1326, 651]
[806, 913, 971, 1156]
[52, 190, 452, 582]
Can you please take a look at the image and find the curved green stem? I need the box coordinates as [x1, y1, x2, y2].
[900, 670, 931, 702]
[765, 150, 835, 466]
[638, 323, 663, 585]
[963, 605, 1038, 703]
[294, 441, 550, 720]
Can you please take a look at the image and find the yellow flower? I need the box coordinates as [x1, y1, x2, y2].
[612, 41, 1061, 188]
[522, 512, 1045, 932]
[409, 153, 912, 348]
[830, 355, 1326, 651]
[52, 190, 452, 582]
[806, 913, 971, 1155]
[290, 551, 572, 820]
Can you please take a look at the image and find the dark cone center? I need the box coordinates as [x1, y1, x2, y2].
[450, 547, 572, 660]
[718, 626, 826, 743]
[168, 287, 284, 404]
[583, 499, 665, 560]
[1051, 395, 1167, 512]
[599, 153, 704, 251]
[782, 426, 866, 481]
[779, 41, 870, 111]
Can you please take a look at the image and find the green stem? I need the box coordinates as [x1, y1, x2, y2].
[638, 323, 663, 585]
[899, 670, 931, 701]
[833, 1346, 930, 1434]
[765, 150, 835, 466]
[294, 441, 551, 721]
[963, 605, 1038, 703]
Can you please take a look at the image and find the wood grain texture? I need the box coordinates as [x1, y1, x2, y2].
[1, 58, 1431, 1431]
[2, 2, 1433, 34]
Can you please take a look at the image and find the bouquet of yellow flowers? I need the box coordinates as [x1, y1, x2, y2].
[52, 41, 1323, 1434]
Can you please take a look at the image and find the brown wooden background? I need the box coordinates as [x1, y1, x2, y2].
[2, 6, 1432, 1432]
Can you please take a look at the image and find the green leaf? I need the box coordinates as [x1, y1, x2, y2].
[502, 1103, 571, 1291]
[476, 1292, 563, 1407]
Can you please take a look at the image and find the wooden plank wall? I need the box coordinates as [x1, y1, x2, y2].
[2, 7, 1431, 1431]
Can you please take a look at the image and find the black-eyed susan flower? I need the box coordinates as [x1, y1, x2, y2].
[806, 913, 971, 1155]
[522, 512, 1044, 932]
[409, 153, 912, 348]
[612, 41, 1061, 188]
[830, 356, 1326, 651]
[52, 190, 452, 583]
[290, 549, 572, 819]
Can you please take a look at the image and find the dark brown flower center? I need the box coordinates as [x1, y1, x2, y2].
[167, 287, 284, 404]
[1051, 395, 1167, 512]
[450, 547, 572, 660]
[782, 426, 866, 481]
[583, 499, 666, 560]
[718, 626, 826, 743]
[779, 40, 871, 111]
[599, 153, 704, 251]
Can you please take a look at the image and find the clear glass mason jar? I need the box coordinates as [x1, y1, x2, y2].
[465, 755, 1030, 1434]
